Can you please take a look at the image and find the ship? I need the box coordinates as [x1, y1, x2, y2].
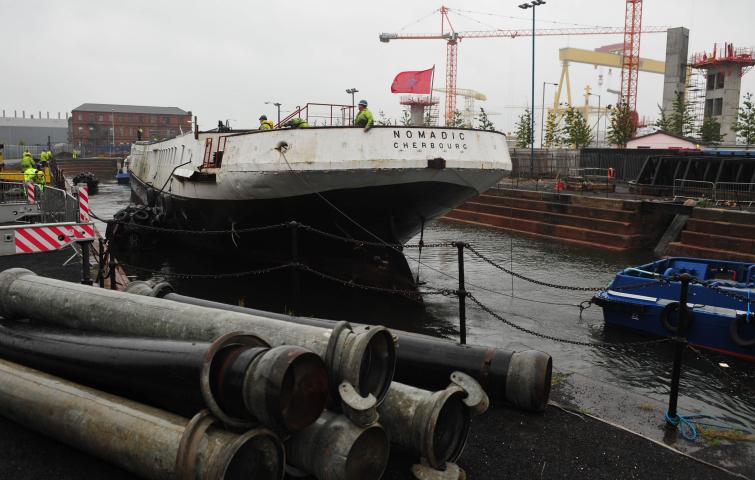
[593, 257, 755, 361]
[123, 121, 510, 288]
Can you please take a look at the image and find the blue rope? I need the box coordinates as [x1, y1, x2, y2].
[664, 411, 699, 441]
[664, 411, 754, 441]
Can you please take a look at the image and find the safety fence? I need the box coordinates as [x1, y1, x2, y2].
[673, 179, 755, 206]
[0, 181, 26, 203]
[0, 179, 80, 224]
[509, 148, 669, 182]
[1, 143, 80, 159]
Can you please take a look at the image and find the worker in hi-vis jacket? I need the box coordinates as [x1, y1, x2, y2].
[354, 99, 373, 132]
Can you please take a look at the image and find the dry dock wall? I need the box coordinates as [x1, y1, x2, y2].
[443, 188, 672, 252]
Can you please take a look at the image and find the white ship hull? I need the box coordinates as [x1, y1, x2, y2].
[128, 126, 509, 245]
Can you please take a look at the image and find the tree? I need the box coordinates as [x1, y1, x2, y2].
[450, 110, 464, 128]
[514, 109, 532, 148]
[607, 101, 636, 148]
[563, 106, 593, 148]
[376, 110, 390, 126]
[423, 108, 434, 127]
[734, 92, 755, 146]
[476, 108, 495, 131]
[699, 117, 724, 145]
[655, 104, 672, 132]
[400, 110, 412, 126]
[543, 111, 563, 148]
[668, 92, 695, 137]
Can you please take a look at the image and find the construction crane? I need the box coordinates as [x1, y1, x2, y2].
[621, 0, 643, 116]
[379, 4, 666, 126]
[433, 88, 486, 125]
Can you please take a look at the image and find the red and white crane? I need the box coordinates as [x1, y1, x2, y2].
[380, 3, 664, 125]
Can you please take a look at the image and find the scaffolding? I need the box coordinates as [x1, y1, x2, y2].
[685, 67, 707, 135]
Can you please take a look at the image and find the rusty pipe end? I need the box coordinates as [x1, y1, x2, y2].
[286, 412, 389, 480]
[0, 268, 36, 318]
[345, 423, 390, 480]
[422, 387, 471, 469]
[339, 325, 396, 405]
[505, 350, 552, 412]
[219, 427, 285, 480]
[244, 345, 329, 433]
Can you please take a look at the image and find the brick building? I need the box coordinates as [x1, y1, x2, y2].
[69, 103, 192, 155]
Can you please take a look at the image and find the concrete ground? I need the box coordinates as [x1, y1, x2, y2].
[0, 398, 745, 480]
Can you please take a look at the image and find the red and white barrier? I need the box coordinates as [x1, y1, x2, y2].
[26, 181, 36, 204]
[14, 223, 95, 254]
[78, 184, 90, 222]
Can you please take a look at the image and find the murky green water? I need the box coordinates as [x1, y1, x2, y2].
[92, 182, 755, 432]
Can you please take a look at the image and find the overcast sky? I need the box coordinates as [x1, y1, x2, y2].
[1, 0, 753, 133]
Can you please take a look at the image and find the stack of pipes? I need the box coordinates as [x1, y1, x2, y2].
[0, 268, 553, 480]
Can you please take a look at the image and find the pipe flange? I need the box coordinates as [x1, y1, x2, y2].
[150, 281, 175, 298]
[411, 462, 466, 480]
[324, 321, 352, 397]
[206, 426, 285, 480]
[200, 331, 270, 430]
[339, 381, 379, 427]
[450, 371, 489, 416]
[175, 409, 217, 480]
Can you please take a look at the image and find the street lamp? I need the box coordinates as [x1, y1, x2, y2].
[346, 88, 359, 124]
[519, 0, 546, 177]
[111, 108, 115, 158]
[264, 101, 282, 126]
[587, 92, 601, 146]
[540, 81, 558, 148]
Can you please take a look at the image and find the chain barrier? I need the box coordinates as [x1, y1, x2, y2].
[297, 264, 453, 299]
[465, 243, 669, 293]
[466, 291, 673, 350]
[693, 280, 755, 306]
[108, 220, 291, 236]
[298, 224, 453, 249]
[117, 262, 294, 280]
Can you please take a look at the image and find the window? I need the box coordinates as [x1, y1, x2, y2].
[713, 98, 723, 116]
[704, 99, 713, 117]
[98, 115, 103, 122]
[716, 72, 725, 89]
[78, 113, 83, 121]
[706, 74, 715, 90]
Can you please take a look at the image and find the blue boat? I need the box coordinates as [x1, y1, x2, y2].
[594, 257, 755, 361]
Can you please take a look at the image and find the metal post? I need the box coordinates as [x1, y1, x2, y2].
[666, 273, 690, 425]
[97, 238, 105, 288]
[80, 241, 93, 285]
[455, 242, 467, 345]
[530, 5, 536, 178]
[290, 221, 300, 315]
[109, 256, 117, 290]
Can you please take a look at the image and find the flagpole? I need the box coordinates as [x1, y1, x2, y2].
[429, 65, 435, 124]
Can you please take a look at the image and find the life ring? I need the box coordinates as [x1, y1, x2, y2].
[132, 209, 150, 223]
[113, 210, 128, 222]
[660, 302, 693, 333]
[729, 314, 755, 348]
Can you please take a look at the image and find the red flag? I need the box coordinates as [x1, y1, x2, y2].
[390, 67, 434, 94]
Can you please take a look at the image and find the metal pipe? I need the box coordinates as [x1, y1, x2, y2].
[285, 411, 389, 480]
[0, 269, 395, 405]
[0, 358, 285, 480]
[377, 374, 486, 469]
[0, 321, 328, 433]
[151, 288, 552, 412]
